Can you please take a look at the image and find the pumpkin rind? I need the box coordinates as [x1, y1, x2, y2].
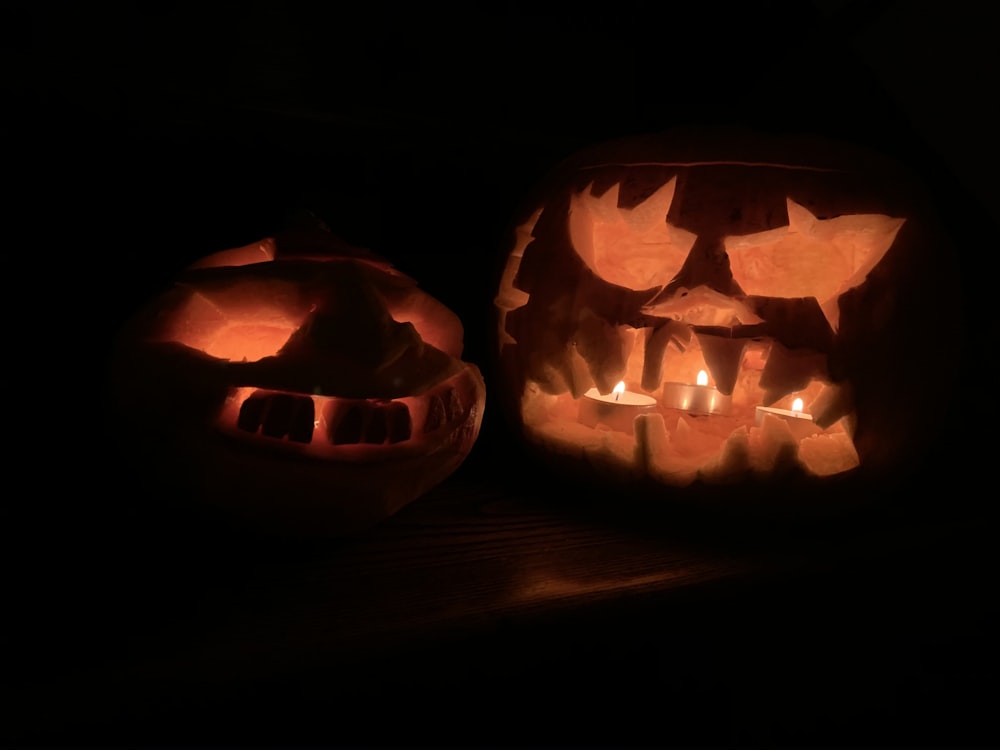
[111, 231, 486, 535]
[492, 127, 962, 513]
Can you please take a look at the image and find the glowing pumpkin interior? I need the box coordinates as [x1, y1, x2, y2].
[112, 232, 486, 533]
[493, 129, 959, 494]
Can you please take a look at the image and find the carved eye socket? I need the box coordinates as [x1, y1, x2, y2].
[726, 198, 904, 332]
[569, 177, 696, 290]
[568, 177, 904, 331]
[157, 287, 302, 362]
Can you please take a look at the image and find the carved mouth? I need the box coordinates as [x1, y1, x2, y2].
[215, 368, 479, 462]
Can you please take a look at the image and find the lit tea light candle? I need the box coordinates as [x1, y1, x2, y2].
[579, 380, 657, 434]
[660, 370, 732, 416]
[755, 397, 820, 439]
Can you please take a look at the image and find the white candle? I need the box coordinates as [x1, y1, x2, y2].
[660, 370, 732, 416]
[755, 397, 820, 439]
[579, 380, 657, 434]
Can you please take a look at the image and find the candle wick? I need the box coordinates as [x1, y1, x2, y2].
[615, 391, 621, 401]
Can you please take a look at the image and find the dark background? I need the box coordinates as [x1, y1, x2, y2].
[5, 1, 998, 747]
[7, 1, 997, 371]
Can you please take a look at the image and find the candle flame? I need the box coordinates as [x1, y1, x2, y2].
[792, 397, 804, 413]
[613, 380, 625, 401]
[696, 370, 708, 386]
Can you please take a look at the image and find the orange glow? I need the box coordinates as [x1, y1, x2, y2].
[725, 199, 904, 331]
[202, 323, 296, 361]
[569, 179, 696, 290]
[187, 239, 277, 269]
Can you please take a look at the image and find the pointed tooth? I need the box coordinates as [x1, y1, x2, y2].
[751, 413, 801, 474]
[519, 320, 573, 394]
[696, 333, 748, 396]
[521, 343, 592, 397]
[700, 426, 752, 483]
[798, 433, 860, 476]
[759, 342, 828, 404]
[642, 321, 690, 392]
[445, 387, 463, 422]
[808, 383, 854, 430]
[576, 310, 629, 394]
[424, 393, 447, 432]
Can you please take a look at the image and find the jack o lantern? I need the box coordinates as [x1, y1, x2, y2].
[112, 231, 486, 534]
[493, 127, 962, 512]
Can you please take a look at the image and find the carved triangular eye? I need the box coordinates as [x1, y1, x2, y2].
[725, 198, 905, 331]
[569, 177, 696, 290]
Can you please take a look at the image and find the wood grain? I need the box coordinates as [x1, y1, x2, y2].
[13, 439, 989, 747]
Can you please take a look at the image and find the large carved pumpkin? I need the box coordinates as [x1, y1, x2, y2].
[112, 231, 486, 534]
[493, 127, 962, 513]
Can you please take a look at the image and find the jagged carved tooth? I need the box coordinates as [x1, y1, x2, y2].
[641, 321, 690, 392]
[798, 432, 861, 476]
[700, 426, 752, 484]
[530, 362, 567, 395]
[385, 401, 412, 443]
[751, 413, 801, 475]
[518, 305, 581, 395]
[696, 333, 748, 396]
[444, 387, 463, 422]
[808, 383, 854, 429]
[565, 346, 595, 399]
[760, 342, 829, 405]
[576, 309, 629, 394]
[495, 252, 531, 312]
[423, 393, 447, 433]
[820, 297, 841, 334]
[531, 345, 588, 397]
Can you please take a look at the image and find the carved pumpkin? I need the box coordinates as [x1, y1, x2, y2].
[493, 127, 962, 512]
[112, 231, 486, 534]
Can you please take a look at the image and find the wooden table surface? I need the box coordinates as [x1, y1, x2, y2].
[10, 415, 997, 746]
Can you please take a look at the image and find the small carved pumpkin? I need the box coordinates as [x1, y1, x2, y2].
[493, 127, 961, 512]
[112, 231, 486, 534]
